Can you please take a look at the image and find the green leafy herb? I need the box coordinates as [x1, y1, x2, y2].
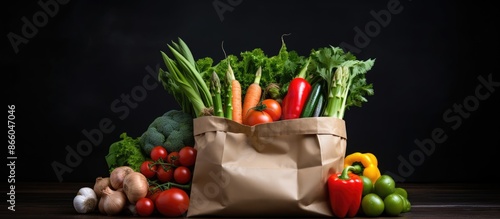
[105, 132, 145, 173]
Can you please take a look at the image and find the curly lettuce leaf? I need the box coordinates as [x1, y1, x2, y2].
[105, 132, 146, 173]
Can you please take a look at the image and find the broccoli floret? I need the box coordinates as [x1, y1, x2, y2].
[153, 117, 179, 136]
[163, 110, 192, 124]
[139, 127, 166, 155]
[165, 130, 185, 152]
[139, 110, 195, 155]
[179, 123, 195, 147]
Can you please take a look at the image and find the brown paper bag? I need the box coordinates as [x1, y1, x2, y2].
[187, 116, 347, 217]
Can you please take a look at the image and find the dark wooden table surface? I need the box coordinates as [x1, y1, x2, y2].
[1, 182, 499, 218]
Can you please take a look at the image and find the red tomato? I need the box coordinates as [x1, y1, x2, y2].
[245, 110, 273, 126]
[146, 186, 162, 203]
[150, 146, 168, 161]
[174, 166, 192, 184]
[178, 146, 197, 167]
[156, 165, 173, 183]
[261, 99, 282, 121]
[135, 197, 155, 216]
[155, 188, 190, 217]
[139, 161, 157, 179]
[167, 151, 181, 166]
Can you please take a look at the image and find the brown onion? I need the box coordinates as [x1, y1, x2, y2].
[109, 166, 133, 189]
[98, 186, 126, 216]
[98, 196, 105, 214]
[93, 177, 111, 198]
[122, 172, 149, 204]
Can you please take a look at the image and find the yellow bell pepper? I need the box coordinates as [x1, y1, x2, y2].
[344, 152, 381, 184]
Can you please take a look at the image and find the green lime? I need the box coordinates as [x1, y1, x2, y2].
[394, 187, 408, 199]
[360, 175, 373, 196]
[405, 198, 412, 212]
[398, 195, 410, 213]
[361, 193, 384, 217]
[374, 175, 396, 199]
[384, 193, 404, 216]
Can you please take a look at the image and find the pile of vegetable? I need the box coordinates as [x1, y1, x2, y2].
[73, 166, 150, 216]
[103, 109, 194, 173]
[328, 152, 412, 217]
[74, 108, 196, 217]
[136, 145, 196, 217]
[74, 144, 196, 217]
[158, 37, 375, 124]
[74, 37, 380, 217]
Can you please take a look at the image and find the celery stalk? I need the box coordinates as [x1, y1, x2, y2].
[310, 47, 375, 119]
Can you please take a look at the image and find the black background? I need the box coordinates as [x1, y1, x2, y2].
[3, 0, 499, 183]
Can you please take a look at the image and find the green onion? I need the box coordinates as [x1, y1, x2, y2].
[159, 38, 215, 117]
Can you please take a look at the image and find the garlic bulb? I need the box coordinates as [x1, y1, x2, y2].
[73, 187, 98, 213]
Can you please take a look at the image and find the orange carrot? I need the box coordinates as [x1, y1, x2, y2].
[242, 66, 263, 124]
[232, 80, 242, 123]
[228, 63, 243, 123]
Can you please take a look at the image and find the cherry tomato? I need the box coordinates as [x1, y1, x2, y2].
[178, 146, 197, 167]
[156, 165, 173, 183]
[245, 109, 273, 126]
[174, 166, 192, 184]
[261, 99, 282, 121]
[139, 160, 157, 179]
[150, 146, 168, 162]
[135, 197, 155, 216]
[155, 188, 190, 217]
[167, 151, 181, 166]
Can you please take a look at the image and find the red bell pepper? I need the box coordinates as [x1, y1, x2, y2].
[281, 58, 311, 119]
[327, 165, 363, 218]
[280, 94, 289, 120]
